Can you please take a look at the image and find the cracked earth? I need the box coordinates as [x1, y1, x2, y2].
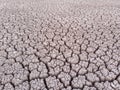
[0, 0, 120, 90]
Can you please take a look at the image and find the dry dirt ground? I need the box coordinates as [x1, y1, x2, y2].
[0, 0, 120, 90]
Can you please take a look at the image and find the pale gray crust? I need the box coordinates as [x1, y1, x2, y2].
[0, 0, 120, 90]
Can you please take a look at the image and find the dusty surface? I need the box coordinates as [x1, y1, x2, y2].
[0, 0, 120, 90]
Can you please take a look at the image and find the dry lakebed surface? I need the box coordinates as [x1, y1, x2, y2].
[0, 0, 120, 90]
